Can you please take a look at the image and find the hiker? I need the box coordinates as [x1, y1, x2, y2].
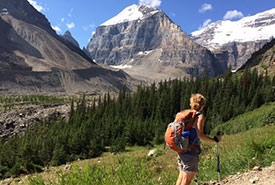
[176, 94, 222, 185]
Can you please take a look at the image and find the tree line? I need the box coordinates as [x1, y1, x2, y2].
[0, 68, 274, 179]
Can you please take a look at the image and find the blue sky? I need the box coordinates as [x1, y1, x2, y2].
[27, 0, 275, 48]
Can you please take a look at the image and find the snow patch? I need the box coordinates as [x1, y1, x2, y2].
[110, 64, 133, 69]
[137, 50, 153, 55]
[101, 4, 160, 26]
[101, 4, 143, 26]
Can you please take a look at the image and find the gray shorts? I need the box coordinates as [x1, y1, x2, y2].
[178, 153, 200, 173]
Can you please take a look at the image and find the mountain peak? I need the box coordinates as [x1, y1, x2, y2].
[64, 30, 72, 36]
[61, 30, 80, 48]
[101, 4, 160, 26]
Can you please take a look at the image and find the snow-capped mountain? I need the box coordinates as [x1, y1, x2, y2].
[191, 8, 275, 50]
[87, 4, 227, 81]
[101, 4, 160, 26]
[190, 8, 275, 70]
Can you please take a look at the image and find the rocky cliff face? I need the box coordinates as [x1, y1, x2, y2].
[0, 0, 139, 95]
[239, 39, 275, 76]
[191, 8, 275, 71]
[87, 4, 227, 81]
[212, 41, 267, 70]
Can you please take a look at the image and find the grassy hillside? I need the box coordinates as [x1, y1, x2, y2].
[211, 102, 275, 135]
[2, 103, 274, 185]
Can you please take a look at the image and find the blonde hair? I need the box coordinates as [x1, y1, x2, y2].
[190, 94, 206, 112]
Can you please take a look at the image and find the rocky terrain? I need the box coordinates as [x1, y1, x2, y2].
[220, 163, 275, 185]
[201, 163, 275, 185]
[0, 0, 139, 95]
[87, 4, 227, 82]
[0, 104, 70, 140]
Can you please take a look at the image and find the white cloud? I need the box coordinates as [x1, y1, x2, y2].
[223, 10, 244, 20]
[52, 25, 62, 33]
[66, 22, 75, 29]
[27, 0, 44, 12]
[89, 24, 96, 29]
[199, 3, 213, 13]
[139, 0, 161, 8]
[68, 8, 73, 17]
[61, 18, 65, 23]
[83, 26, 89, 31]
[199, 19, 212, 30]
[83, 24, 96, 31]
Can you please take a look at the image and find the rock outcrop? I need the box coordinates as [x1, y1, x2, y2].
[211, 41, 267, 70]
[239, 39, 275, 76]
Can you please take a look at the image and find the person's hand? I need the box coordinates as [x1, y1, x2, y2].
[214, 135, 222, 142]
[214, 132, 222, 142]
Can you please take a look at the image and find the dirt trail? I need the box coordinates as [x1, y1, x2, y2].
[206, 162, 275, 185]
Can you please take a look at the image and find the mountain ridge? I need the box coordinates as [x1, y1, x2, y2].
[0, 0, 139, 95]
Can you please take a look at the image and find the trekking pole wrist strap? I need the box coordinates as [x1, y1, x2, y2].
[213, 136, 219, 142]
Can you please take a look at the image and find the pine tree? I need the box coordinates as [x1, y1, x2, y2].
[51, 143, 67, 166]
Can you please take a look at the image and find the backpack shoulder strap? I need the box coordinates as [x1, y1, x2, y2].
[174, 109, 192, 123]
[192, 111, 201, 118]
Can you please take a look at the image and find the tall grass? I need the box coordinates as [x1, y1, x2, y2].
[25, 125, 275, 185]
[27, 156, 174, 185]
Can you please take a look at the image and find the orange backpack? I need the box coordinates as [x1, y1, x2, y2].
[164, 110, 201, 153]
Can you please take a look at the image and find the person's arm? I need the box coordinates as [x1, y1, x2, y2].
[196, 115, 221, 143]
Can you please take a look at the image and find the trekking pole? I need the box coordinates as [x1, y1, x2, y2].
[215, 131, 221, 183]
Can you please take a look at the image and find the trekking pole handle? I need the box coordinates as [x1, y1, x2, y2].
[214, 131, 221, 142]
